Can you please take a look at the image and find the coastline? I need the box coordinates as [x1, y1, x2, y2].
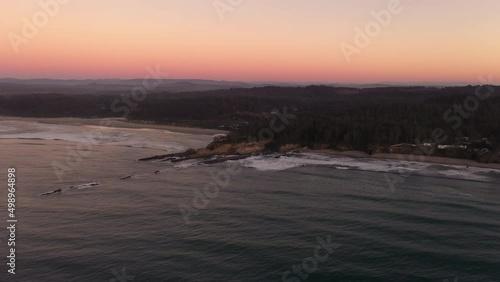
[0, 116, 228, 136]
[306, 149, 500, 170]
[3, 116, 499, 171]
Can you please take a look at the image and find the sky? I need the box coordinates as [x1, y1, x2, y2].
[0, 0, 499, 84]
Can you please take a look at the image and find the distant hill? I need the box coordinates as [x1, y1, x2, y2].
[0, 78, 494, 95]
[0, 78, 254, 94]
[0, 78, 247, 86]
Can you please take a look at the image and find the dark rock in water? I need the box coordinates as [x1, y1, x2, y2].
[121, 175, 134, 180]
[138, 154, 174, 161]
[41, 189, 62, 196]
[154, 171, 161, 174]
[201, 155, 250, 165]
[139, 148, 196, 161]
[69, 182, 100, 189]
[159, 157, 176, 162]
[171, 155, 209, 163]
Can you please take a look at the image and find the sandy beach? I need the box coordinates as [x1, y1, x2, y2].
[309, 149, 500, 170]
[0, 116, 228, 136]
[2, 116, 499, 171]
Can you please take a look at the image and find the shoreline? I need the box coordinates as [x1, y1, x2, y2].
[0, 116, 228, 136]
[306, 149, 500, 170]
[3, 117, 499, 171]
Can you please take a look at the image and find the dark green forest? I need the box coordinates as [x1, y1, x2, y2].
[1, 85, 499, 160]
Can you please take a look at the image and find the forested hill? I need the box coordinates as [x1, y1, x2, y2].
[1, 85, 499, 160]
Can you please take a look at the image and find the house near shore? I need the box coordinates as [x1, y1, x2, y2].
[389, 143, 417, 154]
[213, 134, 228, 143]
[437, 144, 468, 150]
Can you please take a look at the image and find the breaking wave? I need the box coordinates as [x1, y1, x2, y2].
[236, 153, 500, 182]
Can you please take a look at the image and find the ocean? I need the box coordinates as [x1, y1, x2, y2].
[0, 119, 499, 282]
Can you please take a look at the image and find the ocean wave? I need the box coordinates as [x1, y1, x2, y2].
[238, 154, 338, 171]
[236, 153, 499, 182]
[40, 182, 100, 196]
[0, 120, 211, 151]
[174, 159, 202, 169]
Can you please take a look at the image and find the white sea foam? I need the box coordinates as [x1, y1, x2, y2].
[238, 154, 337, 171]
[0, 120, 212, 151]
[236, 153, 499, 182]
[174, 159, 200, 169]
[69, 182, 100, 190]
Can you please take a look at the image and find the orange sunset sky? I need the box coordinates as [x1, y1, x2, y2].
[0, 0, 499, 84]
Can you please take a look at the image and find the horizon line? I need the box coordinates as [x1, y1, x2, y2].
[0, 77, 497, 87]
